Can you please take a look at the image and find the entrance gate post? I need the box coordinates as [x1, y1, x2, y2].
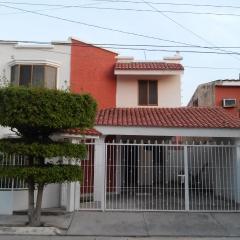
[94, 136, 106, 211]
[184, 145, 189, 211]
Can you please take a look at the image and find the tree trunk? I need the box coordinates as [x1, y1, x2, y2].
[28, 184, 44, 227]
[28, 179, 35, 225]
[27, 156, 45, 227]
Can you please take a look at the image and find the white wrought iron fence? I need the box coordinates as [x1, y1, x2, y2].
[0, 153, 28, 190]
[79, 141, 240, 212]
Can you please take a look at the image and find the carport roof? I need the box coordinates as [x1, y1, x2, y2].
[95, 107, 240, 129]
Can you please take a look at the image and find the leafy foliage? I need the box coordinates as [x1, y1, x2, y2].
[0, 165, 82, 184]
[0, 139, 87, 158]
[0, 86, 97, 136]
[0, 87, 97, 226]
[0, 86, 97, 226]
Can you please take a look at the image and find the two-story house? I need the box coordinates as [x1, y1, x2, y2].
[0, 38, 240, 215]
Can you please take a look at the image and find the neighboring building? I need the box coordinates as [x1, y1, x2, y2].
[0, 40, 71, 90]
[188, 79, 240, 118]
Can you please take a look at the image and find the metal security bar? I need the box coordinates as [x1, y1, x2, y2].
[105, 142, 186, 211]
[188, 145, 238, 211]
[105, 142, 239, 212]
[79, 141, 240, 212]
[0, 153, 28, 190]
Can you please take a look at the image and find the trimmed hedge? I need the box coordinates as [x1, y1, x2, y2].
[0, 165, 83, 184]
[0, 139, 87, 158]
[0, 86, 97, 135]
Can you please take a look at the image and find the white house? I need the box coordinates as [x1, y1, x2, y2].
[0, 39, 240, 214]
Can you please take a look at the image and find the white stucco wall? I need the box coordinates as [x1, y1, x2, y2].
[116, 74, 181, 107]
[0, 41, 71, 139]
[0, 184, 61, 214]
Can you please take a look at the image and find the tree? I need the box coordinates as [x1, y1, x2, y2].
[0, 86, 97, 226]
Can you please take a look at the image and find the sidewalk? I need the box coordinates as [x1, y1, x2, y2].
[0, 212, 240, 237]
[0, 213, 73, 235]
[67, 212, 240, 237]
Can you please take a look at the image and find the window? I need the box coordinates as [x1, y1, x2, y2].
[11, 64, 57, 89]
[138, 80, 158, 106]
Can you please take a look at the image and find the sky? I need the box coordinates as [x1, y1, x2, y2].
[0, 0, 240, 105]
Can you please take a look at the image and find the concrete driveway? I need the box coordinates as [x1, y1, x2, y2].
[67, 211, 240, 237]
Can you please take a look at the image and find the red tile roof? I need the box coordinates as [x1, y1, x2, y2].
[96, 107, 240, 129]
[61, 128, 101, 136]
[115, 62, 184, 71]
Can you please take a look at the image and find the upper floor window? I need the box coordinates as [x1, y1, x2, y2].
[138, 80, 158, 106]
[11, 64, 57, 89]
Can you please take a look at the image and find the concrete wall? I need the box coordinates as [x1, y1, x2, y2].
[116, 75, 181, 107]
[0, 184, 60, 214]
[188, 83, 215, 107]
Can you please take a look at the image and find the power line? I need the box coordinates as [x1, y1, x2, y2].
[44, 7, 240, 18]
[1, 3, 239, 60]
[6, 40, 240, 57]
[37, 45, 240, 55]
[68, 0, 240, 10]
[184, 66, 240, 70]
[141, 0, 240, 61]
[1, 2, 240, 17]
[0, 3, 217, 48]
[1, 2, 239, 57]
[2, 39, 240, 51]
[0, 39, 239, 71]
[0, 1, 107, 16]
[32, 46, 240, 70]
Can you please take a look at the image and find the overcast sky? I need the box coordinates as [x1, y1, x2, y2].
[1, 0, 240, 105]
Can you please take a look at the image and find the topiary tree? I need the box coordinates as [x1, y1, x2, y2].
[0, 86, 97, 226]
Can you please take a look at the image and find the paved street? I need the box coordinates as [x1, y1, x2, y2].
[0, 237, 240, 240]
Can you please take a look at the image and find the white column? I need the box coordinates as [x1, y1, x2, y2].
[184, 145, 189, 211]
[66, 181, 75, 212]
[94, 136, 106, 210]
[66, 139, 81, 212]
[234, 138, 240, 203]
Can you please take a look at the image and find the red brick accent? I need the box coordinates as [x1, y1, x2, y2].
[70, 39, 117, 109]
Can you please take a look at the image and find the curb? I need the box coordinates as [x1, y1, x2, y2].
[0, 226, 63, 235]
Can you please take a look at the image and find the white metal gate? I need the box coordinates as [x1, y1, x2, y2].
[79, 142, 240, 212]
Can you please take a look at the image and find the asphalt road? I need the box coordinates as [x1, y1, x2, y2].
[0, 237, 240, 240]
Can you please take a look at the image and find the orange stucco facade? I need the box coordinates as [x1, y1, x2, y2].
[215, 85, 240, 118]
[70, 39, 117, 109]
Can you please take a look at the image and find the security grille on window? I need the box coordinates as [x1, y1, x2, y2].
[138, 80, 158, 106]
[11, 64, 57, 89]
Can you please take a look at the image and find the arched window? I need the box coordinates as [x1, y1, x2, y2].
[11, 64, 57, 89]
